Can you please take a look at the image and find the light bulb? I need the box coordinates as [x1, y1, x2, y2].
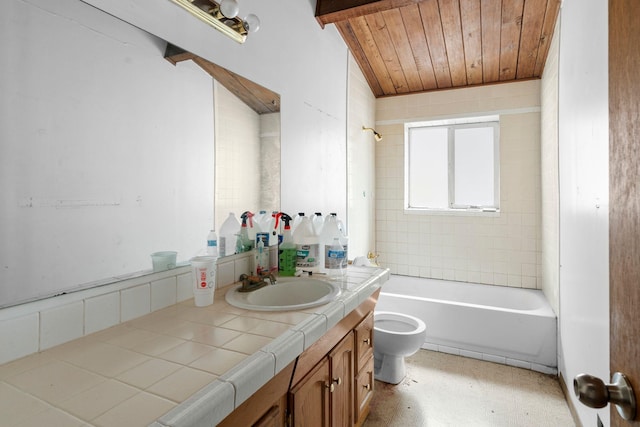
[219, 0, 239, 18]
[243, 13, 260, 33]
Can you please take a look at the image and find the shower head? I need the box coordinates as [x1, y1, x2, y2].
[362, 126, 382, 142]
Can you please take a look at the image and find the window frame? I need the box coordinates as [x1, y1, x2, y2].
[404, 115, 500, 215]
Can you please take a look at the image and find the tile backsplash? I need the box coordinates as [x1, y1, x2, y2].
[0, 253, 251, 365]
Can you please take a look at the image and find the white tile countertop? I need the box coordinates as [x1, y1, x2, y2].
[0, 266, 389, 427]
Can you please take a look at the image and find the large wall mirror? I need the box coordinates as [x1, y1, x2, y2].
[0, 2, 283, 310]
[165, 45, 281, 256]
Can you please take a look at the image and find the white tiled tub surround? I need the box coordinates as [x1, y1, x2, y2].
[375, 80, 542, 290]
[0, 265, 388, 427]
[0, 253, 252, 365]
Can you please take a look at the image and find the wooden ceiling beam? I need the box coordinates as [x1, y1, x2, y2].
[163, 43, 279, 114]
[163, 43, 196, 65]
[315, 0, 424, 28]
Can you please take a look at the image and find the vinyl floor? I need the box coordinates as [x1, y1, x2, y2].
[363, 350, 575, 427]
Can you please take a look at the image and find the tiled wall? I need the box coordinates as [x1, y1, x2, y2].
[375, 81, 542, 289]
[347, 53, 377, 259]
[541, 20, 561, 314]
[214, 81, 261, 231]
[0, 254, 251, 365]
[259, 112, 281, 211]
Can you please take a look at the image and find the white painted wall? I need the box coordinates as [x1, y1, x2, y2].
[558, 1, 610, 425]
[1, 0, 349, 306]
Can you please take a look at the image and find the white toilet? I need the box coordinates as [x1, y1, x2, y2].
[373, 311, 427, 384]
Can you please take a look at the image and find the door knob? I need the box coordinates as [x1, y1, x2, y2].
[574, 372, 636, 420]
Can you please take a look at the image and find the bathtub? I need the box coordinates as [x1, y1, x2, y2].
[375, 275, 557, 372]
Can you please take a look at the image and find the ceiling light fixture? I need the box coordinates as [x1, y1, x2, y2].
[362, 126, 383, 142]
[169, 0, 260, 44]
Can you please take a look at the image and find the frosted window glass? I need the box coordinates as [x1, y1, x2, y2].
[405, 117, 499, 212]
[408, 127, 448, 208]
[454, 127, 494, 206]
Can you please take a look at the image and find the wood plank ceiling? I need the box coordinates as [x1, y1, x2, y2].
[316, 0, 561, 98]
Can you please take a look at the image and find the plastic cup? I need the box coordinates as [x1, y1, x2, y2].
[191, 256, 217, 307]
[151, 251, 177, 272]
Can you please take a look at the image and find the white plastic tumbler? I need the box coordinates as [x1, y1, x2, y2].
[191, 256, 217, 307]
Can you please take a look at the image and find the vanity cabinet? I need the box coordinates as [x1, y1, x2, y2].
[353, 312, 374, 427]
[217, 289, 379, 427]
[290, 332, 354, 427]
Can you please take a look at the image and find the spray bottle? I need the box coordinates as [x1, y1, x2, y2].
[269, 211, 282, 271]
[237, 211, 255, 253]
[278, 213, 297, 276]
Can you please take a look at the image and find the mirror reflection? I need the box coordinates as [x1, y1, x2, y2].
[165, 45, 281, 257]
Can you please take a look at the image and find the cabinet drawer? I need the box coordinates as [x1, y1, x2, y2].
[355, 357, 374, 426]
[354, 311, 374, 372]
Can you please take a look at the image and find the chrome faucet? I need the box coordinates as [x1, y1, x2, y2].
[260, 270, 277, 285]
[237, 271, 277, 293]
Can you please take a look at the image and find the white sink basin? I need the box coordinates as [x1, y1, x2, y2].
[225, 277, 341, 311]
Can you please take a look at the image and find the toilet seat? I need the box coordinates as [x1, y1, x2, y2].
[374, 311, 426, 335]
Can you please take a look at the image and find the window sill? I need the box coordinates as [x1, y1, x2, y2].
[403, 207, 501, 217]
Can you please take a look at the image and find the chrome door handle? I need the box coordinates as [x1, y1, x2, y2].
[574, 372, 636, 420]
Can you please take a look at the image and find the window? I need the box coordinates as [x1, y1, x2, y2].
[404, 116, 500, 213]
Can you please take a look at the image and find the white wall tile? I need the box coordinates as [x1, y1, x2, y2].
[217, 261, 235, 288]
[0, 267, 191, 362]
[150, 277, 177, 312]
[121, 284, 150, 322]
[234, 257, 250, 278]
[84, 292, 120, 335]
[375, 81, 542, 290]
[40, 301, 84, 350]
[177, 272, 193, 302]
[0, 313, 39, 364]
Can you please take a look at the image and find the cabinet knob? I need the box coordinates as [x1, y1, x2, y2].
[326, 382, 335, 393]
[333, 377, 342, 386]
[363, 338, 371, 345]
[363, 384, 371, 390]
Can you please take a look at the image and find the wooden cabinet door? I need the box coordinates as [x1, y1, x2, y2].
[354, 357, 374, 427]
[252, 404, 281, 427]
[329, 331, 354, 427]
[354, 312, 374, 372]
[290, 357, 331, 427]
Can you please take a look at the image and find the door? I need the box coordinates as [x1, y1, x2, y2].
[609, 0, 640, 425]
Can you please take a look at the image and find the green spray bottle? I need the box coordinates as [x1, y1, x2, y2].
[278, 213, 297, 276]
